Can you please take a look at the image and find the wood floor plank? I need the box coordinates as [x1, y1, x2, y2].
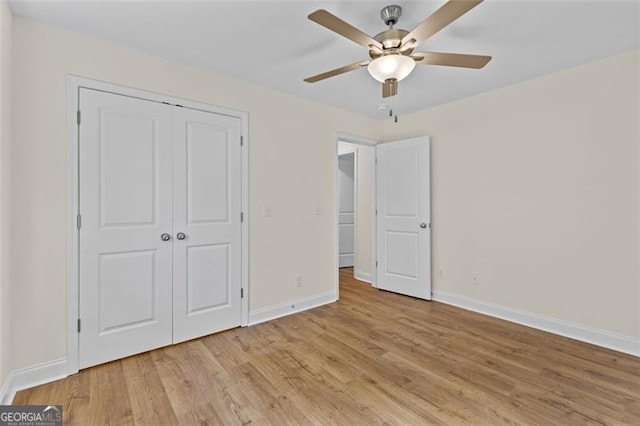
[122, 353, 179, 425]
[13, 268, 640, 425]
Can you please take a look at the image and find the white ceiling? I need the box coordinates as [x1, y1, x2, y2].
[9, 0, 640, 118]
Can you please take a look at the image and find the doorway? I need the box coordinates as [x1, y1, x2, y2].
[338, 151, 355, 268]
[335, 135, 377, 291]
[335, 134, 432, 301]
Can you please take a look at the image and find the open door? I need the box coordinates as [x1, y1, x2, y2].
[376, 136, 431, 299]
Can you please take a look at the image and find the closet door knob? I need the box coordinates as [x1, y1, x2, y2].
[161, 233, 171, 241]
[176, 232, 186, 240]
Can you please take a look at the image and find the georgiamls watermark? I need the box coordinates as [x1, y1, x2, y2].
[0, 405, 62, 426]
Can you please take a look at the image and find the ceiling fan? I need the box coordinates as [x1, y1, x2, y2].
[304, 0, 492, 98]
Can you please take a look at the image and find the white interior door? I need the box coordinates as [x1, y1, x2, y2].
[171, 107, 243, 343]
[376, 136, 431, 299]
[338, 152, 355, 267]
[79, 89, 174, 368]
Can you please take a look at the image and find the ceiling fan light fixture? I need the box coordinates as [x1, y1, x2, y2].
[367, 54, 415, 83]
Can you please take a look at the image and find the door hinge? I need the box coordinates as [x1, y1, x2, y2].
[77, 319, 81, 333]
[76, 214, 81, 229]
[240, 212, 244, 222]
[375, 209, 378, 215]
[241, 288, 244, 298]
[240, 136, 244, 146]
[376, 260, 378, 267]
[77, 110, 81, 125]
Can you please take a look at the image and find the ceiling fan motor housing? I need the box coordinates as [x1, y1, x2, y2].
[370, 5, 410, 59]
[380, 5, 402, 27]
[370, 28, 411, 58]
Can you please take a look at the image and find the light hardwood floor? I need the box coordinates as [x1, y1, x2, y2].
[15, 268, 640, 424]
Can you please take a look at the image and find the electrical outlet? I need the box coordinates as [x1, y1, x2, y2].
[315, 204, 325, 216]
[296, 275, 304, 288]
[439, 269, 446, 279]
[472, 273, 480, 285]
[263, 204, 272, 217]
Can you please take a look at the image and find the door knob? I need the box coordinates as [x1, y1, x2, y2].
[161, 233, 171, 241]
[420, 223, 428, 229]
[176, 232, 186, 240]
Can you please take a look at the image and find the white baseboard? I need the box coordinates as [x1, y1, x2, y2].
[0, 292, 336, 403]
[432, 290, 639, 357]
[0, 358, 68, 405]
[354, 270, 372, 284]
[3, 291, 634, 406]
[248, 291, 337, 326]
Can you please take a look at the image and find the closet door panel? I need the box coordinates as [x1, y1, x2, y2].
[78, 89, 173, 369]
[172, 107, 242, 343]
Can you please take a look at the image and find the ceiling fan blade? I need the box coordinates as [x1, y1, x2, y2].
[304, 61, 369, 83]
[308, 9, 383, 51]
[401, 0, 484, 50]
[413, 52, 491, 69]
[382, 79, 398, 98]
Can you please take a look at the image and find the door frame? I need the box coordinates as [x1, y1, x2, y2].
[334, 133, 379, 297]
[66, 75, 250, 375]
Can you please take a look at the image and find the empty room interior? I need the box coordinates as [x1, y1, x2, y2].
[0, 0, 639, 424]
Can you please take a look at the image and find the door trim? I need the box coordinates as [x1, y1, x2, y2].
[334, 133, 379, 297]
[66, 75, 250, 375]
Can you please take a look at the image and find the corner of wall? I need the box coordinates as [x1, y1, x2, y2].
[0, 0, 13, 397]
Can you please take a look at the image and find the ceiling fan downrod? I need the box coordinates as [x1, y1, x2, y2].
[380, 5, 402, 28]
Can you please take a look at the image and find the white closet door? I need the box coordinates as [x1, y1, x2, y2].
[79, 89, 174, 369]
[376, 136, 431, 299]
[171, 107, 242, 343]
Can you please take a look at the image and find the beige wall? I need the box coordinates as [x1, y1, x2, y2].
[384, 50, 640, 339]
[354, 144, 374, 277]
[0, 0, 11, 388]
[10, 17, 382, 371]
